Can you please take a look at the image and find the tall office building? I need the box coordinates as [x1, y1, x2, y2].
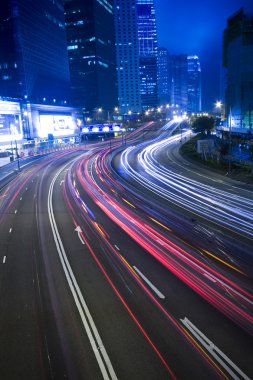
[170, 55, 188, 111]
[157, 47, 170, 103]
[114, 0, 141, 114]
[223, 8, 253, 132]
[137, 0, 158, 109]
[187, 55, 201, 113]
[0, 0, 70, 103]
[64, 0, 117, 113]
[170, 54, 201, 113]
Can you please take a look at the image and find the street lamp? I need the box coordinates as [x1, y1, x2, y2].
[96, 107, 102, 121]
[9, 123, 20, 171]
[121, 127, 126, 145]
[215, 101, 223, 119]
[228, 106, 232, 175]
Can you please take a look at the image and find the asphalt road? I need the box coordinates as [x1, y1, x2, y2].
[0, 125, 252, 379]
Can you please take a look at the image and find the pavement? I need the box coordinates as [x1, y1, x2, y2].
[0, 157, 12, 167]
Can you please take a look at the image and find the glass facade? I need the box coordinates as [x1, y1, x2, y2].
[187, 55, 201, 113]
[64, 0, 117, 112]
[170, 54, 201, 113]
[157, 47, 170, 103]
[223, 9, 253, 132]
[114, 0, 141, 114]
[170, 55, 188, 111]
[0, 0, 70, 103]
[137, 0, 158, 109]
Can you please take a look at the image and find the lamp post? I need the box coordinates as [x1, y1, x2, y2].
[8, 125, 14, 161]
[121, 128, 126, 146]
[9, 123, 20, 171]
[228, 106, 232, 175]
[215, 100, 223, 119]
[14, 136, 20, 172]
[96, 107, 102, 121]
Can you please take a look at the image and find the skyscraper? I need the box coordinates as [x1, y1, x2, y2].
[223, 8, 253, 132]
[157, 47, 170, 103]
[114, 0, 141, 114]
[137, 0, 158, 109]
[170, 54, 201, 113]
[170, 55, 188, 111]
[0, 0, 70, 103]
[64, 0, 117, 113]
[187, 55, 201, 113]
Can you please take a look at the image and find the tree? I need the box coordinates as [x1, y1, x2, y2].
[192, 116, 215, 136]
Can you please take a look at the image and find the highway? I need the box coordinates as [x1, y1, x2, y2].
[0, 123, 252, 379]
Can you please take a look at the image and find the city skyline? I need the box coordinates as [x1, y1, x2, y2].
[155, 0, 253, 110]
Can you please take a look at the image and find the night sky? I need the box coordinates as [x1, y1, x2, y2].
[155, 0, 253, 111]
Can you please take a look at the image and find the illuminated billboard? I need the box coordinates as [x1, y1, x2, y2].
[81, 123, 122, 134]
[38, 115, 77, 137]
[0, 114, 22, 142]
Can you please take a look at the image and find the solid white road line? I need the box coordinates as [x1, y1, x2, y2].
[133, 266, 165, 299]
[180, 317, 250, 380]
[48, 165, 117, 380]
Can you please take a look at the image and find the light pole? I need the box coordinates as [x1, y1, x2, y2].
[14, 136, 20, 171]
[228, 106, 232, 175]
[96, 107, 102, 121]
[121, 128, 126, 146]
[9, 123, 20, 171]
[215, 101, 223, 121]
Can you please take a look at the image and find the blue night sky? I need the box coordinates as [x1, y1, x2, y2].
[155, 0, 253, 110]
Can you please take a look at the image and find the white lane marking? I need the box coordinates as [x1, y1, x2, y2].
[60, 180, 64, 186]
[133, 266, 165, 299]
[3, 256, 6, 263]
[75, 226, 85, 245]
[15, 210, 17, 214]
[20, 197, 22, 200]
[114, 245, 120, 251]
[48, 166, 117, 380]
[9, 228, 12, 233]
[26, 187, 28, 191]
[180, 317, 250, 380]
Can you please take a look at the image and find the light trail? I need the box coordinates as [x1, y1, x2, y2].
[119, 136, 253, 239]
[65, 146, 253, 336]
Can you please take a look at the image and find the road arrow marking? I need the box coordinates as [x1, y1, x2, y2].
[75, 226, 85, 245]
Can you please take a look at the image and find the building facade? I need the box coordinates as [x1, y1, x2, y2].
[64, 0, 117, 113]
[223, 8, 253, 133]
[114, 0, 141, 114]
[170, 55, 188, 111]
[137, 0, 158, 109]
[170, 54, 201, 113]
[157, 47, 170, 103]
[187, 55, 201, 113]
[0, 0, 70, 104]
